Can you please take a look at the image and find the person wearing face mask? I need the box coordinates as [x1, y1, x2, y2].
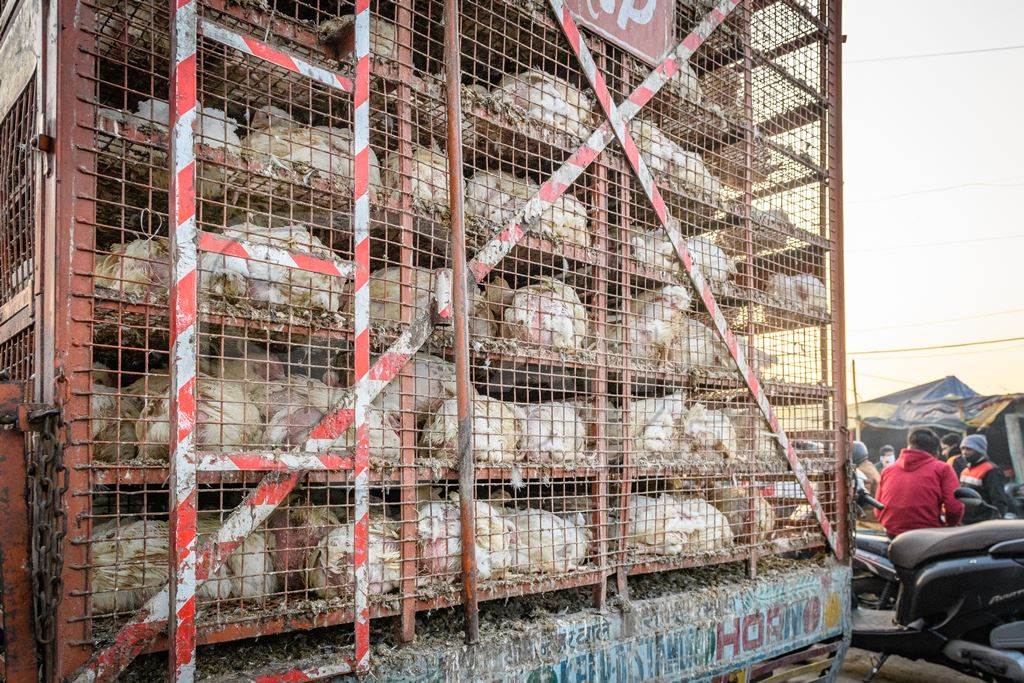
[878, 444, 896, 470]
[959, 434, 1010, 523]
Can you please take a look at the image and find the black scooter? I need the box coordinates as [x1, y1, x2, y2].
[851, 487, 1024, 682]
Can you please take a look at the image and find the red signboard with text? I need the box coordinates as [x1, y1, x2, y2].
[564, 0, 677, 64]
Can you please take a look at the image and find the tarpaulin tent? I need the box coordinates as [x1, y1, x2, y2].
[849, 376, 1019, 431]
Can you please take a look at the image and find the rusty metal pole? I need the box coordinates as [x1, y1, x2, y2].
[0, 382, 39, 681]
[826, 0, 848, 561]
[741, 0, 758, 581]
[443, 0, 479, 644]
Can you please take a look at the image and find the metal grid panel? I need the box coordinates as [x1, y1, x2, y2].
[0, 77, 36, 344]
[54, 0, 841, 675]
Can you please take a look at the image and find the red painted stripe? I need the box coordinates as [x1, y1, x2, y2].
[243, 36, 300, 75]
[335, 74, 354, 92]
[628, 86, 653, 106]
[254, 671, 313, 683]
[593, 70, 612, 114]
[176, 162, 196, 225]
[354, 56, 370, 108]
[319, 453, 355, 470]
[249, 474, 304, 506]
[470, 259, 490, 284]
[649, 190, 668, 224]
[571, 142, 600, 169]
[354, 328, 370, 378]
[173, 595, 196, 667]
[659, 58, 678, 79]
[354, 238, 370, 289]
[539, 180, 568, 203]
[622, 133, 641, 170]
[369, 350, 412, 382]
[561, 6, 582, 53]
[683, 32, 703, 52]
[307, 408, 355, 441]
[355, 0, 370, 12]
[176, 0, 191, 9]
[173, 500, 196, 566]
[174, 53, 197, 119]
[701, 286, 717, 319]
[712, 8, 725, 22]
[291, 252, 342, 277]
[198, 231, 248, 259]
[173, 269, 197, 337]
[353, 147, 370, 198]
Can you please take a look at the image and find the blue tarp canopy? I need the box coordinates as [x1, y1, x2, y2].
[851, 376, 1018, 431]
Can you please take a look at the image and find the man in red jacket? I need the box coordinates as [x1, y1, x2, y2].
[876, 427, 965, 537]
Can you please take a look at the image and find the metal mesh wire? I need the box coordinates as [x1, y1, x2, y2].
[58, 0, 841, 662]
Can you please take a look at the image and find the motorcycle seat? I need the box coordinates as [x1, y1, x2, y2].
[889, 520, 1024, 569]
[855, 532, 890, 557]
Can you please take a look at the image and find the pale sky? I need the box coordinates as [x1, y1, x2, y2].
[842, 0, 1024, 402]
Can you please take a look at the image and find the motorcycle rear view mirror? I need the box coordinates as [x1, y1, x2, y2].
[954, 487, 983, 505]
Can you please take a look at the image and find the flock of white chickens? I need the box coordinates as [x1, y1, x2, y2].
[87, 17, 826, 618]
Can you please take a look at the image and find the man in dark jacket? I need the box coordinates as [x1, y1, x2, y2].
[941, 433, 967, 477]
[876, 428, 964, 537]
[959, 434, 1010, 522]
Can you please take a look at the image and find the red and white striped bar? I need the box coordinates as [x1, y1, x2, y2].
[196, 450, 354, 472]
[198, 231, 355, 280]
[168, 0, 199, 677]
[198, 18, 353, 93]
[70, 473, 302, 683]
[548, 0, 838, 553]
[350, 0, 372, 669]
[301, 3, 737, 450]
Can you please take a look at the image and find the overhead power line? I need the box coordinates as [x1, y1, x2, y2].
[847, 235, 1024, 255]
[845, 43, 1024, 64]
[849, 336, 1024, 356]
[850, 307, 1024, 332]
[848, 179, 1024, 204]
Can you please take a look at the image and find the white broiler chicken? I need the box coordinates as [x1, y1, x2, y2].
[200, 340, 288, 385]
[320, 14, 399, 61]
[626, 122, 721, 197]
[492, 70, 594, 139]
[94, 236, 169, 300]
[674, 496, 734, 551]
[627, 285, 693, 364]
[666, 61, 703, 104]
[708, 484, 776, 541]
[518, 401, 587, 465]
[365, 266, 497, 338]
[241, 106, 380, 191]
[682, 403, 738, 459]
[612, 392, 689, 459]
[506, 508, 590, 573]
[382, 144, 458, 208]
[250, 376, 346, 447]
[306, 517, 401, 599]
[630, 229, 736, 285]
[676, 317, 731, 370]
[501, 278, 588, 351]
[627, 493, 707, 555]
[373, 352, 455, 419]
[197, 512, 277, 601]
[132, 373, 262, 461]
[126, 98, 241, 198]
[415, 493, 514, 583]
[420, 394, 524, 465]
[211, 221, 346, 312]
[465, 170, 590, 248]
[91, 365, 143, 463]
[338, 401, 402, 464]
[768, 273, 828, 312]
[89, 518, 169, 614]
[267, 503, 340, 589]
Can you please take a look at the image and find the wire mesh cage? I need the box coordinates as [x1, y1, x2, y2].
[39, 0, 843, 677]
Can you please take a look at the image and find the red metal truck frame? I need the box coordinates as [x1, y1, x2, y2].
[71, 0, 839, 679]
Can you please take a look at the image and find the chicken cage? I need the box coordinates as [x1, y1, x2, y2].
[0, 0, 846, 678]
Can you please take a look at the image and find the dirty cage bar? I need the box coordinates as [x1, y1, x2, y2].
[26, 0, 846, 677]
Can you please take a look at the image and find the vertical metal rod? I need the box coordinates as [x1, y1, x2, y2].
[591, 45, 610, 611]
[443, 0, 478, 644]
[826, 0, 848, 561]
[394, 0, 419, 645]
[167, 0, 199, 677]
[615, 47, 633, 600]
[741, 0, 758, 581]
[351, 0, 373, 668]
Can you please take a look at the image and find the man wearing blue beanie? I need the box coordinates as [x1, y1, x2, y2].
[959, 434, 1010, 522]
